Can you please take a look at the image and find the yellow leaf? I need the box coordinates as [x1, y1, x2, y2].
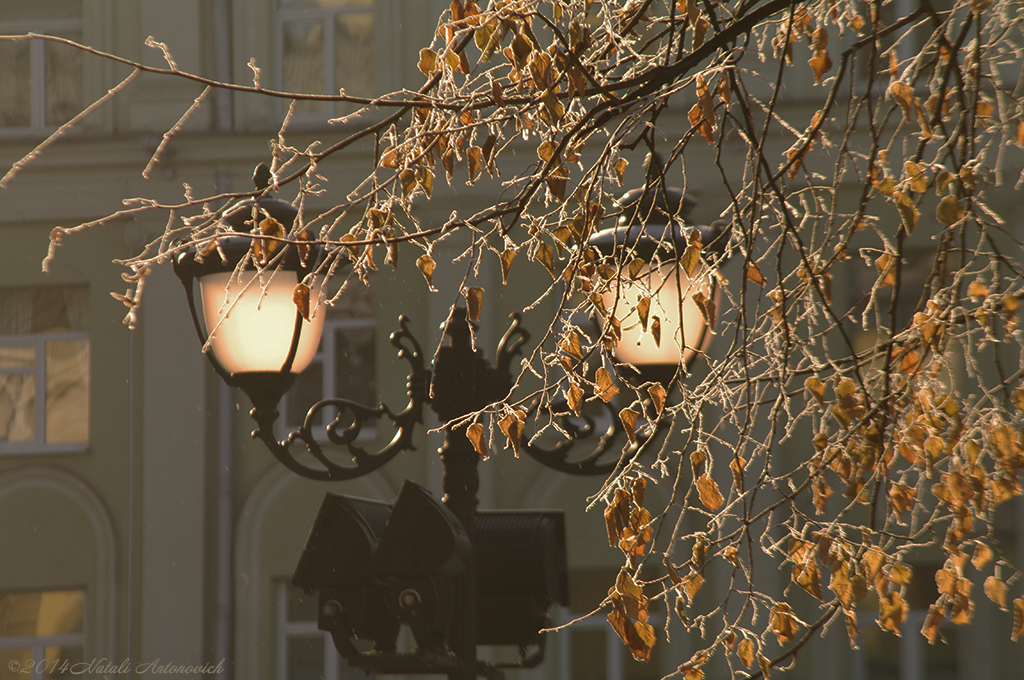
[893, 191, 919, 234]
[880, 592, 907, 635]
[681, 244, 702, 277]
[682, 570, 704, 603]
[467, 422, 487, 458]
[613, 158, 628, 186]
[399, 168, 417, 198]
[416, 254, 436, 288]
[968, 280, 989, 298]
[904, 161, 928, 193]
[696, 474, 723, 511]
[805, 376, 825, 404]
[464, 286, 484, 321]
[936, 195, 964, 224]
[890, 562, 913, 587]
[418, 48, 437, 75]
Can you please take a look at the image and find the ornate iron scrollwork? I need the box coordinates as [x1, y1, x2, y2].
[249, 316, 427, 481]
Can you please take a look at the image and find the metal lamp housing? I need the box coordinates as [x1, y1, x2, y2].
[588, 187, 728, 375]
[173, 189, 325, 411]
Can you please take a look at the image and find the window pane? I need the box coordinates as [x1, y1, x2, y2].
[282, 18, 325, 114]
[333, 10, 373, 116]
[0, 590, 84, 637]
[44, 31, 83, 127]
[285, 583, 320, 622]
[0, 649, 32, 680]
[0, 40, 30, 128]
[0, 0, 83, 22]
[286, 635, 325, 680]
[0, 346, 34, 369]
[45, 339, 88, 444]
[0, 374, 35, 443]
[334, 326, 375, 407]
[280, 0, 372, 9]
[42, 645, 83, 679]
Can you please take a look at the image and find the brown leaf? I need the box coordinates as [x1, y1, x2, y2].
[467, 422, 487, 458]
[464, 286, 484, 321]
[696, 474, 723, 511]
[682, 571, 704, 603]
[636, 295, 651, 331]
[467, 146, 483, 183]
[985, 576, 1008, 609]
[808, 28, 832, 83]
[922, 605, 943, 644]
[746, 262, 765, 286]
[650, 316, 661, 347]
[498, 409, 524, 456]
[648, 383, 666, 415]
[560, 330, 584, 360]
[620, 408, 639, 444]
[880, 592, 907, 635]
[1012, 598, 1024, 641]
[416, 254, 436, 289]
[737, 639, 755, 668]
[770, 603, 799, 644]
[567, 382, 583, 417]
[535, 242, 556, 277]
[972, 542, 994, 570]
[596, 367, 619, 403]
[500, 248, 516, 284]
[890, 562, 913, 587]
[691, 290, 716, 330]
[399, 168, 418, 198]
[292, 283, 311, 321]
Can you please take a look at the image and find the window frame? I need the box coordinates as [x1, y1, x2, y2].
[274, 581, 343, 680]
[274, 1, 375, 124]
[281, 313, 377, 441]
[0, 588, 87, 677]
[0, 16, 84, 136]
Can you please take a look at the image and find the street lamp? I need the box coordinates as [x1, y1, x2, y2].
[588, 184, 729, 387]
[172, 164, 726, 679]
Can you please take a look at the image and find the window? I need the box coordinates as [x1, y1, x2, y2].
[0, 589, 86, 679]
[277, 582, 363, 680]
[853, 565, 957, 680]
[277, 0, 374, 120]
[0, 286, 89, 454]
[283, 284, 375, 435]
[0, 1, 83, 132]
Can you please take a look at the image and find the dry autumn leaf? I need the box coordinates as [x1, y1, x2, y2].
[466, 422, 487, 458]
[696, 474, 723, 511]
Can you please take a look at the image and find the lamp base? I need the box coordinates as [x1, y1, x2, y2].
[229, 371, 297, 413]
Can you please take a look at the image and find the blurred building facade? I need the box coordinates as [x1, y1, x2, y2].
[1, 2, 1023, 680]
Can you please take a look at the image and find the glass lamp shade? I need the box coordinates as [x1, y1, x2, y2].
[602, 261, 715, 368]
[198, 270, 324, 375]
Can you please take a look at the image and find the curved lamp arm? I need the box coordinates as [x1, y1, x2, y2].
[249, 316, 428, 481]
[497, 315, 670, 476]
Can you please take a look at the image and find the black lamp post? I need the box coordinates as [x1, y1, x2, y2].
[172, 164, 727, 679]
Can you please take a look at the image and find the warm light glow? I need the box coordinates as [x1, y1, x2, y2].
[199, 271, 324, 375]
[602, 262, 716, 366]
